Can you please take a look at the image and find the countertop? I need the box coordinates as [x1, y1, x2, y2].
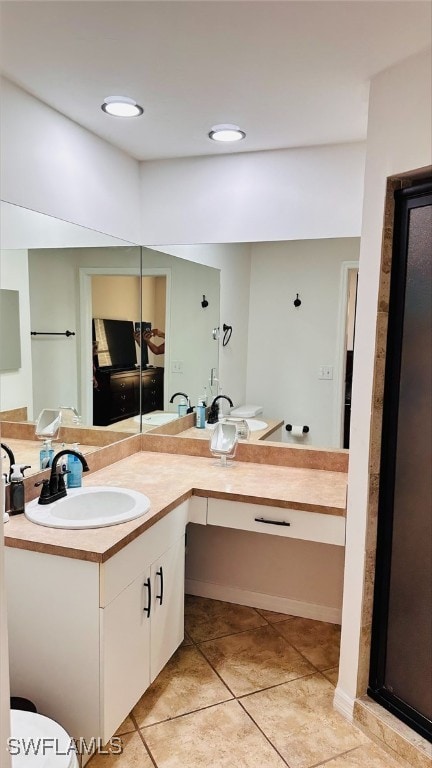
[4, 450, 347, 564]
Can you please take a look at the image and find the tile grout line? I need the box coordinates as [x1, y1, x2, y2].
[236, 696, 293, 768]
[130, 711, 159, 768]
[269, 619, 340, 675]
[308, 745, 366, 768]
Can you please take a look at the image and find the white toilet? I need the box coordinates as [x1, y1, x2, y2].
[10, 710, 78, 768]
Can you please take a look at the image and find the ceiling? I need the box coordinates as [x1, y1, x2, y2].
[0, 1, 430, 161]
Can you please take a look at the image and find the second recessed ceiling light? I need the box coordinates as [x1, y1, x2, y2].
[101, 96, 144, 117]
[208, 124, 246, 142]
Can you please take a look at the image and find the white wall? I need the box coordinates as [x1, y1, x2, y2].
[246, 239, 360, 446]
[0, 79, 141, 244]
[141, 248, 220, 407]
[0, 251, 33, 416]
[186, 525, 345, 624]
[152, 243, 251, 407]
[337, 49, 432, 713]
[139, 142, 366, 245]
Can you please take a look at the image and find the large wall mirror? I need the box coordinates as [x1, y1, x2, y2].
[0, 202, 220, 475]
[1, 201, 358, 476]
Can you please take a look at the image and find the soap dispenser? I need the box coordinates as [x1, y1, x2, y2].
[10, 464, 31, 515]
[195, 398, 206, 429]
[178, 398, 188, 417]
[39, 439, 55, 470]
[67, 443, 83, 488]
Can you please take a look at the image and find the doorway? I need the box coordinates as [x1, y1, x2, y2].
[79, 266, 170, 427]
[334, 261, 359, 448]
[368, 179, 432, 740]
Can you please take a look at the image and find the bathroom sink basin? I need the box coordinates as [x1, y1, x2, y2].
[245, 419, 268, 432]
[25, 486, 151, 529]
[206, 418, 268, 433]
[134, 412, 178, 426]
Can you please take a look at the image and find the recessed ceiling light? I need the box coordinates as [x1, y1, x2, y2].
[208, 124, 246, 142]
[101, 96, 143, 118]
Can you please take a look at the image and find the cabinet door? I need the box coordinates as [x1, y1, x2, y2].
[101, 568, 152, 742]
[150, 535, 185, 682]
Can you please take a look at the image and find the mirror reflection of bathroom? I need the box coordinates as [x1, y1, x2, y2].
[342, 267, 358, 449]
[91, 274, 167, 430]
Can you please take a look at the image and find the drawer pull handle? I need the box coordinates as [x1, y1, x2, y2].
[156, 566, 164, 605]
[143, 577, 151, 617]
[254, 517, 291, 527]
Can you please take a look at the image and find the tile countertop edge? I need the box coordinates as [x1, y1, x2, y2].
[4, 490, 193, 564]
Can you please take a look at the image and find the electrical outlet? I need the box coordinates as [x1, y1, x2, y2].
[171, 360, 183, 373]
[319, 366, 333, 380]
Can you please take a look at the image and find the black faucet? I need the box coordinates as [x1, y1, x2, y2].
[1, 442, 16, 481]
[169, 392, 194, 414]
[207, 395, 234, 424]
[36, 449, 89, 505]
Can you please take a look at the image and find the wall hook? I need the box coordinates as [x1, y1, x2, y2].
[222, 323, 232, 347]
[294, 293, 301, 308]
[201, 294, 209, 308]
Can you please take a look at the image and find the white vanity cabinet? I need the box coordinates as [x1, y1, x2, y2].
[101, 534, 185, 739]
[5, 501, 189, 748]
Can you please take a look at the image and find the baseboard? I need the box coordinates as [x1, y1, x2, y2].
[185, 579, 342, 624]
[333, 686, 355, 720]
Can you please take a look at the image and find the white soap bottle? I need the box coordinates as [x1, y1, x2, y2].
[2, 473, 8, 523]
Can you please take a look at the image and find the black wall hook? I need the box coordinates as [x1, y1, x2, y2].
[222, 323, 232, 347]
[201, 294, 209, 308]
[294, 294, 301, 308]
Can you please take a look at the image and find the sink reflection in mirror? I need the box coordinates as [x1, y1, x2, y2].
[25, 486, 151, 529]
[135, 412, 179, 427]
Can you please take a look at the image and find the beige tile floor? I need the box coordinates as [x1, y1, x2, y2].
[88, 596, 409, 768]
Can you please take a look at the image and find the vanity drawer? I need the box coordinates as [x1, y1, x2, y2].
[207, 499, 345, 546]
[110, 373, 137, 394]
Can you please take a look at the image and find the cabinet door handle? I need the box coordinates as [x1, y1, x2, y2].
[143, 577, 151, 617]
[156, 566, 164, 605]
[254, 517, 291, 527]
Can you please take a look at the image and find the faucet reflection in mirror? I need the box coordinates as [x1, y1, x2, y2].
[207, 395, 234, 424]
[169, 392, 193, 416]
[1, 442, 15, 481]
